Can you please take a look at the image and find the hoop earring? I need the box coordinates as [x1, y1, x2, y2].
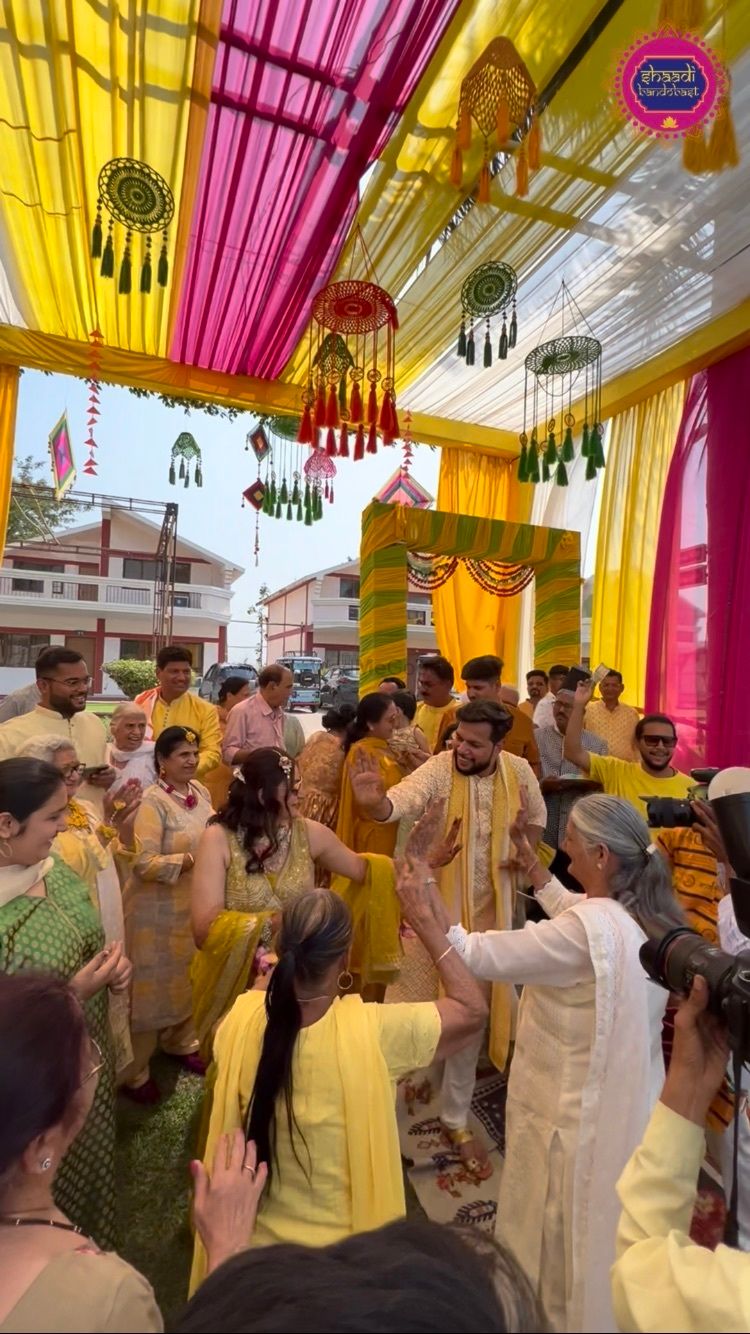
[337, 969, 353, 992]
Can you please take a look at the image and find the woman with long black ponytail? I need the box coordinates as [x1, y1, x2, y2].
[190, 878, 487, 1291]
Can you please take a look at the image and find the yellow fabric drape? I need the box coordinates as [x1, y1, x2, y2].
[336, 738, 401, 857]
[590, 384, 686, 709]
[434, 448, 532, 685]
[0, 363, 19, 555]
[0, 0, 212, 351]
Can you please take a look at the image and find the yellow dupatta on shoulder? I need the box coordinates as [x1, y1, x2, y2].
[439, 753, 520, 1071]
[189, 991, 405, 1294]
[332, 852, 401, 987]
[336, 737, 400, 856]
[190, 910, 270, 1063]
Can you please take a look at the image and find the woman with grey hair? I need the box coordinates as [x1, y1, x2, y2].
[396, 792, 684, 1334]
[107, 702, 156, 792]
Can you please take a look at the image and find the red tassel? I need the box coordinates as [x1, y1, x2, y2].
[314, 381, 326, 428]
[367, 382, 378, 426]
[390, 400, 400, 440]
[325, 427, 337, 457]
[329, 486, 334, 504]
[350, 380, 363, 423]
[325, 383, 339, 429]
[366, 423, 378, 454]
[297, 403, 313, 444]
[338, 424, 349, 458]
[353, 425, 366, 461]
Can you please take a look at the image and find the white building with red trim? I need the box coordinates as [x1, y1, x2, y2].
[0, 508, 242, 696]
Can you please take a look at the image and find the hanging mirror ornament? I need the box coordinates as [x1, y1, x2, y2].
[169, 433, 202, 488]
[450, 37, 541, 202]
[298, 230, 399, 461]
[246, 425, 270, 463]
[91, 157, 175, 295]
[458, 261, 518, 368]
[518, 283, 604, 487]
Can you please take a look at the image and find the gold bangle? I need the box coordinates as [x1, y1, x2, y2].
[435, 944, 454, 964]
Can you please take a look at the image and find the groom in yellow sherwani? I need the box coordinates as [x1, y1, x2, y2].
[351, 698, 545, 1178]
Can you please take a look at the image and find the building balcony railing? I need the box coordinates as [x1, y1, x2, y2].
[311, 596, 435, 629]
[0, 572, 230, 616]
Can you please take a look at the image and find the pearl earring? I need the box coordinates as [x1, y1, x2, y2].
[40, 1157, 53, 1172]
[596, 862, 603, 870]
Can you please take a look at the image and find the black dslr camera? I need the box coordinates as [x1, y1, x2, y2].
[644, 767, 718, 830]
[640, 782, 750, 1063]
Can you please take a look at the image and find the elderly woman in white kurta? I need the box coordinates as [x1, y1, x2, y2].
[398, 793, 685, 1334]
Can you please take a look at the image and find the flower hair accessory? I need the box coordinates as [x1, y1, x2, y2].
[183, 729, 198, 745]
[277, 753, 293, 779]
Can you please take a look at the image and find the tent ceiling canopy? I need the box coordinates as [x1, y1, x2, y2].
[0, 0, 747, 454]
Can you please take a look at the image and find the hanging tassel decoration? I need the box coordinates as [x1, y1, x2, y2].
[581, 422, 590, 457]
[457, 103, 472, 150]
[325, 383, 340, 429]
[297, 499, 304, 521]
[683, 124, 708, 174]
[158, 231, 169, 288]
[324, 481, 330, 501]
[91, 202, 103, 258]
[140, 238, 152, 294]
[118, 230, 132, 294]
[591, 425, 606, 470]
[338, 424, 349, 458]
[297, 398, 314, 445]
[353, 425, 366, 462]
[498, 317, 508, 360]
[585, 452, 597, 481]
[542, 458, 551, 483]
[367, 380, 379, 426]
[516, 144, 529, 198]
[366, 423, 378, 455]
[338, 373, 348, 416]
[527, 436, 540, 484]
[280, 478, 289, 504]
[314, 380, 326, 429]
[517, 438, 529, 483]
[195, 464, 202, 488]
[349, 379, 363, 424]
[292, 476, 300, 505]
[704, 91, 739, 172]
[184, 470, 190, 489]
[561, 425, 575, 462]
[483, 328, 492, 368]
[457, 317, 467, 358]
[555, 458, 568, 487]
[528, 114, 541, 172]
[508, 303, 518, 350]
[169, 460, 176, 485]
[466, 326, 475, 366]
[304, 497, 313, 526]
[324, 427, 336, 457]
[275, 496, 282, 519]
[101, 224, 115, 278]
[544, 428, 557, 466]
[179, 458, 186, 480]
[496, 99, 510, 144]
[328, 486, 334, 504]
[478, 158, 491, 204]
[286, 501, 293, 520]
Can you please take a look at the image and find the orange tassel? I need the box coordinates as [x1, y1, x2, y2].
[457, 103, 471, 150]
[478, 160, 490, 204]
[450, 141, 463, 188]
[515, 145, 529, 198]
[325, 383, 339, 429]
[496, 99, 510, 144]
[528, 116, 541, 171]
[705, 93, 739, 171]
[349, 380, 363, 423]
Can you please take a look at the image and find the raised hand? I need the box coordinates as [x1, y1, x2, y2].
[349, 749, 387, 811]
[505, 788, 537, 874]
[192, 1130, 268, 1275]
[427, 817, 462, 869]
[574, 678, 594, 708]
[404, 798, 447, 864]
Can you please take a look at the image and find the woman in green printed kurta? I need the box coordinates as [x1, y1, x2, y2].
[0, 758, 131, 1249]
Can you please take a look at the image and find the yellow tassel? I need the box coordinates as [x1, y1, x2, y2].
[657, 0, 686, 26]
[515, 145, 529, 198]
[478, 160, 490, 204]
[684, 0, 704, 30]
[704, 93, 739, 171]
[457, 104, 471, 151]
[528, 116, 541, 172]
[496, 98, 510, 144]
[450, 141, 463, 187]
[682, 124, 707, 173]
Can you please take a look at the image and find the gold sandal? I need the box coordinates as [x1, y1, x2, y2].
[441, 1124, 493, 1181]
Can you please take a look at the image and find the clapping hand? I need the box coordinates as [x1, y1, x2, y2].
[506, 789, 537, 874]
[350, 749, 387, 812]
[192, 1130, 268, 1275]
[395, 851, 448, 932]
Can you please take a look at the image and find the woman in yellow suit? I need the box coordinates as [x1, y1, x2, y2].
[336, 693, 402, 858]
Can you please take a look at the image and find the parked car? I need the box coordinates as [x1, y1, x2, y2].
[277, 655, 322, 712]
[197, 662, 258, 704]
[320, 667, 360, 710]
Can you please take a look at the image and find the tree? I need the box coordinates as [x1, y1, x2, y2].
[252, 583, 270, 665]
[102, 658, 157, 699]
[7, 455, 79, 545]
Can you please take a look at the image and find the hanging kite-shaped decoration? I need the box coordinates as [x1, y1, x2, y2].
[518, 281, 603, 487]
[91, 157, 175, 295]
[401, 409, 414, 479]
[82, 328, 103, 476]
[303, 449, 336, 522]
[450, 37, 541, 201]
[168, 432, 202, 488]
[48, 412, 76, 498]
[242, 480, 267, 568]
[298, 230, 399, 459]
[245, 425, 270, 463]
[458, 261, 518, 368]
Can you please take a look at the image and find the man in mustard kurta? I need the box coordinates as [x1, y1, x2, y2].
[135, 645, 221, 781]
[414, 655, 458, 753]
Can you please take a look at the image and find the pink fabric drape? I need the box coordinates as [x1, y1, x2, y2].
[645, 375, 708, 771]
[705, 345, 750, 766]
[171, 0, 461, 378]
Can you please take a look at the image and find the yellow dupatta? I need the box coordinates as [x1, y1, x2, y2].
[336, 737, 401, 856]
[190, 909, 270, 1063]
[332, 853, 401, 987]
[189, 990, 406, 1294]
[439, 753, 520, 1070]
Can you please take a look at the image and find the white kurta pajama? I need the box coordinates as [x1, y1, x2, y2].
[448, 879, 666, 1334]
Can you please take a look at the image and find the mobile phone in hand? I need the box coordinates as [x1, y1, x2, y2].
[590, 663, 611, 688]
[83, 764, 110, 779]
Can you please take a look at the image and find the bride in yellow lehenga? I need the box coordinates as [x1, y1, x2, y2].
[190, 748, 402, 1062]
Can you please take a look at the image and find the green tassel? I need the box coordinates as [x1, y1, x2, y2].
[158, 245, 169, 287]
[91, 213, 102, 259]
[483, 332, 492, 368]
[517, 440, 528, 483]
[179, 458, 186, 479]
[542, 458, 551, 483]
[291, 479, 300, 505]
[270, 480, 277, 506]
[286, 501, 293, 520]
[168, 461, 176, 485]
[457, 319, 467, 358]
[275, 498, 282, 518]
[527, 439, 540, 484]
[195, 465, 202, 488]
[592, 426, 606, 469]
[100, 231, 115, 278]
[304, 480, 311, 508]
[555, 458, 568, 486]
[581, 422, 590, 457]
[498, 319, 508, 360]
[296, 499, 303, 521]
[465, 332, 475, 366]
[585, 453, 597, 481]
[184, 471, 190, 489]
[544, 430, 557, 465]
[140, 255, 152, 294]
[304, 501, 313, 527]
[280, 478, 289, 504]
[561, 426, 574, 462]
[118, 253, 132, 295]
[263, 487, 272, 516]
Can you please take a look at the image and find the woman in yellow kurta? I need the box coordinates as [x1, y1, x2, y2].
[337, 693, 402, 857]
[190, 881, 487, 1292]
[17, 733, 141, 1075]
[190, 747, 398, 1062]
[123, 726, 213, 1100]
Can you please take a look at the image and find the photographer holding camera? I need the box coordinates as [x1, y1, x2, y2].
[611, 977, 749, 1332]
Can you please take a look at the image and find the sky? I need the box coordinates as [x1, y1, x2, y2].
[14, 369, 440, 659]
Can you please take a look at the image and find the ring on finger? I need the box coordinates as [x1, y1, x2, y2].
[243, 1164, 257, 1178]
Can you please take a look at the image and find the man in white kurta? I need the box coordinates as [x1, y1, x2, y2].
[350, 699, 546, 1171]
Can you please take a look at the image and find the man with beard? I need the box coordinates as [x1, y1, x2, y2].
[0, 647, 113, 807]
[350, 698, 545, 1180]
[564, 678, 692, 819]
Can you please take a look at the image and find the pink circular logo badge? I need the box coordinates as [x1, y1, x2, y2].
[615, 30, 725, 138]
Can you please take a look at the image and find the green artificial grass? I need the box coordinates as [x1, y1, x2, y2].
[115, 1054, 204, 1325]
